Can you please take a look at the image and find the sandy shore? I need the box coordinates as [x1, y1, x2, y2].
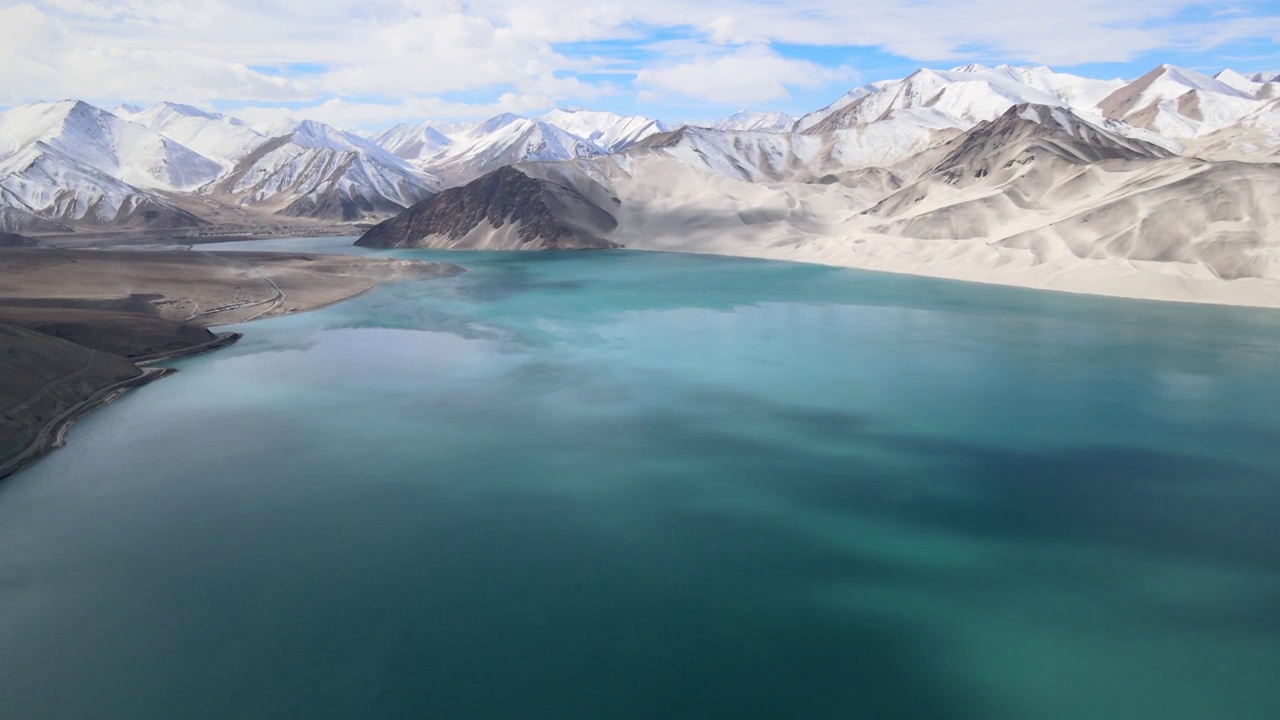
[531, 153, 1280, 310]
[0, 247, 464, 479]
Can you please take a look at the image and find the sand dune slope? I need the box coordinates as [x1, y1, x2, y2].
[532, 105, 1280, 308]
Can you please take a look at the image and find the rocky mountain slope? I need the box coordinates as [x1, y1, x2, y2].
[356, 166, 618, 250]
[117, 102, 267, 169]
[206, 120, 438, 221]
[0, 100, 217, 230]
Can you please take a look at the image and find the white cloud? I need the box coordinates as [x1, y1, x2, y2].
[2, 0, 1278, 123]
[636, 44, 855, 104]
[0, 3, 315, 104]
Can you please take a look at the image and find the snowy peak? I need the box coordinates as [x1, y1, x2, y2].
[0, 100, 111, 153]
[375, 109, 668, 184]
[540, 108, 669, 152]
[0, 99, 221, 191]
[713, 111, 796, 133]
[493, 117, 603, 159]
[1097, 64, 1266, 137]
[1152, 64, 1255, 98]
[248, 117, 303, 138]
[804, 65, 1081, 135]
[793, 86, 875, 132]
[421, 115, 604, 187]
[0, 139, 205, 229]
[289, 119, 377, 153]
[0, 100, 206, 230]
[282, 120, 430, 178]
[129, 101, 222, 123]
[1214, 69, 1261, 95]
[124, 101, 265, 168]
[1213, 69, 1280, 103]
[471, 113, 526, 137]
[1100, 64, 1245, 115]
[377, 123, 454, 162]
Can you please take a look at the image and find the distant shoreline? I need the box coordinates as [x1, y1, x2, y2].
[0, 249, 464, 481]
[0, 333, 244, 481]
[31, 225, 370, 250]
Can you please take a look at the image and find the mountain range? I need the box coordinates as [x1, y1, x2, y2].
[2, 63, 1279, 258]
[350, 64, 1280, 307]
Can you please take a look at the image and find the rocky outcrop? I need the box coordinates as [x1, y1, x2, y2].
[356, 166, 619, 250]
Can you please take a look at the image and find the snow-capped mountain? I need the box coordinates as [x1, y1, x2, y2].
[792, 85, 879, 132]
[245, 117, 306, 139]
[540, 109, 670, 152]
[969, 64, 1126, 108]
[420, 115, 604, 187]
[630, 126, 825, 182]
[117, 102, 266, 169]
[376, 109, 665, 174]
[209, 119, 438, 221]
[791, 61, 1118, 134]
[712, 111, 796, 133]
[0, 141, 204, 231]
[1215, 69, 1266, 96]
[377, 122, 455, 163]
[0, 100, 216, 231]
[805, 65, 1116, 134]
[1189, 97, 1280, 161]
[630, 116, 960, 184]
[0, 100, 222, 191]
[1097, 65, 1262, 138]
[2, 62, 1278, 235]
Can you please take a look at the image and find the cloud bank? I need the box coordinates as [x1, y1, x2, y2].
[2, 0, 1278, 127]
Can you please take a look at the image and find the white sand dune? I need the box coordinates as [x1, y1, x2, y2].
[520, 104, 1280, 309]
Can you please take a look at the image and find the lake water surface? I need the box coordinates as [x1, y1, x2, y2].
[3, 238, 1279, 719]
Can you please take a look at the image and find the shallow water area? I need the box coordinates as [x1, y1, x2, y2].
[2, 237, 1279, 719]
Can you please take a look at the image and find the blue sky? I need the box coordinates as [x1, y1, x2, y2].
[2, 0, 1278, 129]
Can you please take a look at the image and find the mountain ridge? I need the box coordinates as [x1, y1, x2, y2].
[2, 62, 1279, 236]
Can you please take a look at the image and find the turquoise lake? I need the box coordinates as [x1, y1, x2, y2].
[2, 237, 1279, 719]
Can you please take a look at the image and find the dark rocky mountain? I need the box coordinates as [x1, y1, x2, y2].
[356, 166, 619, 250]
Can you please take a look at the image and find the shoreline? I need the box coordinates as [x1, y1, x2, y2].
[0, 367, 175, 481]
[135, 331, 243, 365]
[0, 249, 465, 481]
[616, 245, 1280, 312]
[0, 335, 245, 481]
[82, 228, 1280, 311]
[7, 233, 1273, 483]
[32, 225, 372, 250]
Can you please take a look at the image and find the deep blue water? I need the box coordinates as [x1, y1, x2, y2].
[3, 238, 1280, 719]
